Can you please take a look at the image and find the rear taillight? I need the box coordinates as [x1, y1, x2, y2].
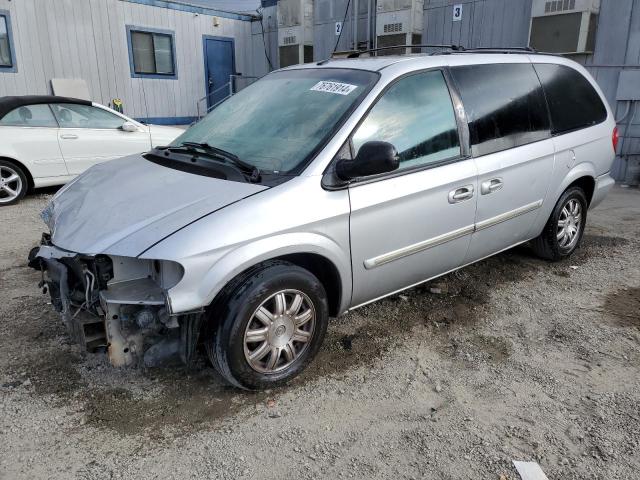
[612, 126, 619, 152]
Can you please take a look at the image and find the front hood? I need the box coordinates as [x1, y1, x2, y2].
[45, 155, 268, 256]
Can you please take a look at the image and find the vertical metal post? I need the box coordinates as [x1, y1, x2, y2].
[354, 0, 359, 50]
[366, 0, 371, 49]
[373, 0, 378, 48]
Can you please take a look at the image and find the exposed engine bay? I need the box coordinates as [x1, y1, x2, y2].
[28, 234, 203, 367]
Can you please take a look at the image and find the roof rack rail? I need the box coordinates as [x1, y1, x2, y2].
[444, 46, 539, 55]
[316, 45, 545, 65]
[344, 44, 463, 58]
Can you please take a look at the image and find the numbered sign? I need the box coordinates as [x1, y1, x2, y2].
[453, 4, 463, 21]
[335, 21, 342, 36]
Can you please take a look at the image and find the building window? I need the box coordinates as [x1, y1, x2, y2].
[0, 10, 16, 72]
[126, 26, 177, 79]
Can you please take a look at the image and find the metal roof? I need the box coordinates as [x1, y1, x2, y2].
[170, 0, 261, 14]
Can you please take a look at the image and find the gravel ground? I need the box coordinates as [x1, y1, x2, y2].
[1, 186, 639, 479]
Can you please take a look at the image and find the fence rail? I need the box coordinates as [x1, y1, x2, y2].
[195, 75, 261, 120]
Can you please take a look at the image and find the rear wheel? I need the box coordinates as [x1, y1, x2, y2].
[0, 160, 28, 206]
[531, 186, 587, 261]
[206, 261, 329, 390]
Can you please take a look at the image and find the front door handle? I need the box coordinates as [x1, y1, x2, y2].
[60, 134, 78, 140]
[480, 178, 503, 195]
[448, 185, 474, 204]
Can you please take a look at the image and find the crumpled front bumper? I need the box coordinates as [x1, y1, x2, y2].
[28, 236, 202, 368]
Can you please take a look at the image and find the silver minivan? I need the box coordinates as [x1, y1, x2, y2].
[30, 50, 617, 389]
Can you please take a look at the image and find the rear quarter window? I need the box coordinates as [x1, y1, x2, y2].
[0, 104, 58, 127]
[450, 63, 551, 157]
[534, 63, 607, 135]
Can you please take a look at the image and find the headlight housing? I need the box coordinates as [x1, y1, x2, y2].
[108, 255, 184, 291]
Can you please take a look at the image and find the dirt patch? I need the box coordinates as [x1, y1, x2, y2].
[82, 367, 265, 436]
[569, 234, 630, 265]
[602, 287, 640, 328]
[8, 344, 270, 436]
[302, 248, 538, 382]
[22, 350, 84, 396]
[582, 234, 630, 249]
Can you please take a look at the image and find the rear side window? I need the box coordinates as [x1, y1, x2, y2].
[0, 104, 57, 127]
[534, 63, 607, 135]
[451, 63, 551, 157]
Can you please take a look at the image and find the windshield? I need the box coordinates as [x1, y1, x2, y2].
[172, 68, 378, 174]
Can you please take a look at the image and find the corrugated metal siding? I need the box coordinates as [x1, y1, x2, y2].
[0, 0, 265, 121]
[423, 0, 533, 48]
[313, 0, 373, 60]
[314, 0, 350, 59]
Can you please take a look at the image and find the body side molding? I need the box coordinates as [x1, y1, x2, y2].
[363, 199, 543, 269]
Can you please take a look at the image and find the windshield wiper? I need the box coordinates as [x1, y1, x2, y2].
[175, 142, 261, 182]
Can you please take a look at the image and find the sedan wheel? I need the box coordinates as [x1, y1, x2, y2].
[243, 289, 316, 374]
[0, 162, 27, 205]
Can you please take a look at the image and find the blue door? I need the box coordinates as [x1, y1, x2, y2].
[203, 36, 236, 110]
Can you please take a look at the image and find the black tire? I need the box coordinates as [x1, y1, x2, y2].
[206, 260, 329, 390]
[0, 160, 28, 206]
[531, 186, 588, 261]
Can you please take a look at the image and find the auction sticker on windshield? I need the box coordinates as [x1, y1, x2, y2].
[310, 81, 358, 95]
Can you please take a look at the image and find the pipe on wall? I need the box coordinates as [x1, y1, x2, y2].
[353, 0, 358, 50]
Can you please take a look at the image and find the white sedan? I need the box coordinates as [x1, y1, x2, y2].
[0, 96, 183, 205]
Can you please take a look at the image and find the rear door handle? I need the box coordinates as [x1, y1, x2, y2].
[480, 178, 503, 195]
[448, 185, 474, 204]
[60, 134, 78, 140]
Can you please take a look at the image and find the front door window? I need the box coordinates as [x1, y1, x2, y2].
[352, 70, 460, 171]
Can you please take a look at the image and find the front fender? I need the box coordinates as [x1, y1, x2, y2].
[164, 232, 352, 315]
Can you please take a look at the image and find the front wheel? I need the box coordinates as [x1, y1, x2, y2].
[0, 160, 28, 206]
[206, 261, 329, 390]
[531, 186, 588, 261]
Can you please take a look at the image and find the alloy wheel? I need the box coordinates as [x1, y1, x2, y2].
[0, 165, 22, 204]
[243, 289, 316, 374]
[557, 198, 582, 249]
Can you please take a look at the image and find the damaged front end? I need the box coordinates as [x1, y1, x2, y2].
[28, 234, 203, 368]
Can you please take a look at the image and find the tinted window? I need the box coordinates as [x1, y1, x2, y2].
[0, 104, 57, 127]
[51, 104, 126, 129]
[451, 63, 551, 157]
[352, 70, 460, 171]
[534, 63, 607, 134]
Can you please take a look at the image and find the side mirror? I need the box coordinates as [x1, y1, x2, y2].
[121, 121, 138, 132]
[335, 141, 399, 180]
